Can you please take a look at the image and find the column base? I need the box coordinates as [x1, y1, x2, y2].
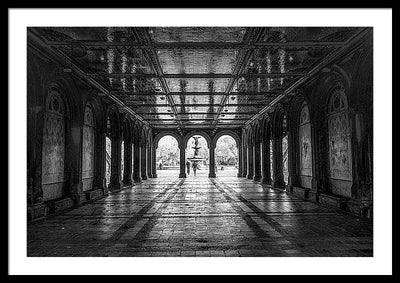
[260, 177, 272, 185]
[237, 173, 242, 177]
[246, 174, 254, 179]
[122, 179, 133, 186]
[28, 202, 49, 221]
[47, 197, 74, 213]
[72, 192, 87, 205]
[273, 180, 286, 189]
[253, 175, 261, 182]
[152, 174, 158, 178]
[85, 188, 104, 201]
[291, 186, 310, 200]
[133, 177, 142, 183]
[208, 172, 216, 178]
[108, 181, 122, 192]
[179, 173, 187, 178]
[141, 175, 148, 180]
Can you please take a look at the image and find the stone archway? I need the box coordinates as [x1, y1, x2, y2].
[184, 131, 212, 177]
[212, 130, 241, 177]
[155, 134, 181, 177]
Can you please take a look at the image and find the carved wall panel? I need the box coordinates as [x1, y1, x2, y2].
[82, 106, 94, 191]
[282, 135, 289, 184]
[299, 104, 312, 177]
[121, 142, 124, 179]
[105, 136, 112, 186]
[328, 90, 352, 182]
[270, 140, 274, 180]
[41, 89, 65, 201]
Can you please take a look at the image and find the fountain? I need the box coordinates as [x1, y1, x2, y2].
[187, 136, 206, 169]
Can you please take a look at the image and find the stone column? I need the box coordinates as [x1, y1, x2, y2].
[28, 109, 49, 220]
[179, 145, 186, 178]
[133, 139, 142, 183]
[109, 137, 122, 192]
[261, 139, 272, 185]
[242, 143, 247, 177]
[209, 144, 216, 178]
[146, 145, 153, 178]
[272, 137, 285, 189]
[246, 144, 254, 179]
[253, 142, 261, 182]
[122, 140, 133, 186]
[237, 143, 243, 177]
[151, 145, 157, 178]
[140, 144, 148, 180]
[70, 124, 84, 204]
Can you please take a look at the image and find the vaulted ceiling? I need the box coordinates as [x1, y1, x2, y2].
[28, 27, 367, 133]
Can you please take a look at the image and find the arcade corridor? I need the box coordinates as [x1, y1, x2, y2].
[25, 25, 374, 259]
[27, 173, 372, 257]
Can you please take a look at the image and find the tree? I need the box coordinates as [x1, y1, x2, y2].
[156, 136, 179, 167]
[215, 136, 238, 165]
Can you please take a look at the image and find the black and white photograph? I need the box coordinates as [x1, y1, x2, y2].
[8, 8, 392, 275]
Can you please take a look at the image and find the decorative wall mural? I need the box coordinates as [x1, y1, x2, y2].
[82, 106, 94, 191]
[328, 89, 352, 181]
[270, 140, 274, 180]
[282, 135, 289, 184]
[42, 90, 65, 185]
[121, 141, 124, 179]
[299, 104, 312, 176]
[42, 114, 65, 184]
[105, 136, 112, 186]
[41, 89, 66, 200]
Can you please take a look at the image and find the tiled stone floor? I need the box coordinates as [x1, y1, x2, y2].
[27, 171, 373, 257]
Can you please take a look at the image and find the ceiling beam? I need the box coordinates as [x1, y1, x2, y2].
[211, 27, 266, 131]
[113, 91, 283, 96]
[147, 118, 250, 121]
[28, 28, 151, 128]
[47, 40, 345, 49]
[131, 27, 184, 134]
[142, 112, 257, 116]
[244, 27, 371, 126]
[87, 72, 304, 79]
[127, 103, 268, 107]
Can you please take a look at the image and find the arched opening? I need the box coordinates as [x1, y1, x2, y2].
[82, 104, 95, 192]
[185, 135, 209, 177]
[215, 135, 238, 177]
[156, 135, 180, 177]
[41, 86, 67, 201]
[327, 86, 353, 197]
[121, 141, 124, 180]
[105, 116, 112, 187]
[270, 139, 274, 181]
[282, 115, 289, 185]
[299, 102, 313, 188]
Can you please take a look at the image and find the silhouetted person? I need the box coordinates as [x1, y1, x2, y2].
[192, 162, 198, 176]
[186, 161, 190, 175]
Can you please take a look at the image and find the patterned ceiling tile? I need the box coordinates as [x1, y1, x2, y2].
[242, 48, 329, 75]
[166, 78, 230, 92]
[171, 94, 224, 105]
[176, 106, 218, 114]
[38, 27, 136, 42]
[31, 26, 366, 131]
[150, 27, 247, 43]
[158, 49, 237, 74]
[261, 27, 360, 43]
